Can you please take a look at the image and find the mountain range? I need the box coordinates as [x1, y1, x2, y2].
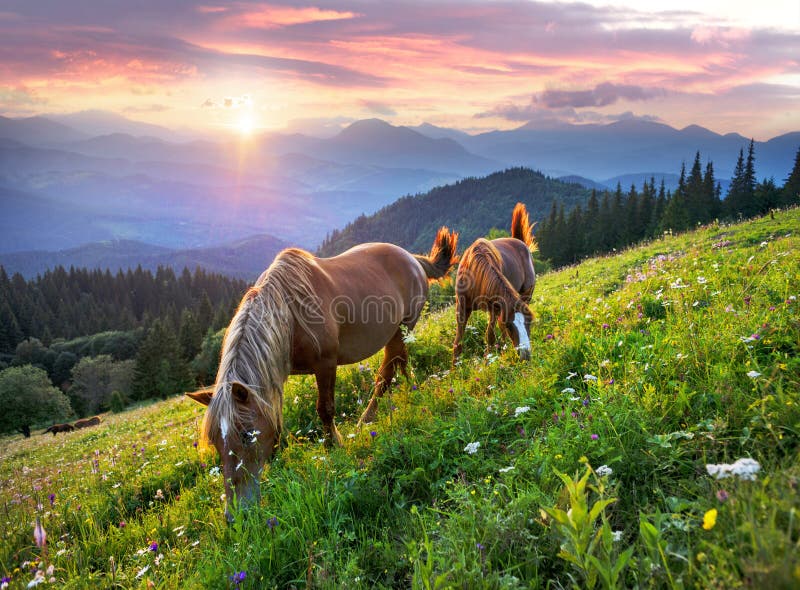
[0, 235, 288, 280]
[0, 110, 797, 278]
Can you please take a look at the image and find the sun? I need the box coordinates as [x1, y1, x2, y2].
[236, 110, 256, 136]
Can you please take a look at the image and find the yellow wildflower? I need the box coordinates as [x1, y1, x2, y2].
[702, 508, 718, 530]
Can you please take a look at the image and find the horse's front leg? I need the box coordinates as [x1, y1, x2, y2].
[485, 308, 498, 355]
[314, 362, 343, 447]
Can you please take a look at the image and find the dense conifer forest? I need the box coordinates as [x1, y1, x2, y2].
[321, 143, 800, 270]
[0, 265, 246, 423]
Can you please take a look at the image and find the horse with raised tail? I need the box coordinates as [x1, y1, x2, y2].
[187, 227, 458, 520]
[453, 202, 536, 363]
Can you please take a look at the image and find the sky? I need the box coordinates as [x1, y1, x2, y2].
[0, 0, 798, 140]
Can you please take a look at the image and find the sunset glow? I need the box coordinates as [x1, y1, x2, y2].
[0, 1, 798, 139]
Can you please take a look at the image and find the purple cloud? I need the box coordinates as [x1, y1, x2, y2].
[538, 83, 668, 109]
[361, 100, 397, 116]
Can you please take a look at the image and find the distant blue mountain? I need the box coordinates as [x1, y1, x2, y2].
[0, 235, 289, 280]
[1, 111, 796, 266]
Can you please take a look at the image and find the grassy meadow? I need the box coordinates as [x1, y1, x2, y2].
[1, 209, 799, 589]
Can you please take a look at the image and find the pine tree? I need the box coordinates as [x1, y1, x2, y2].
[637, 178, 656, 239]
[537, 200, 559, 262]
[650, 179, 667, 236]
[584, 189, 601, 254]
[754, 178, 781, 214]
[178, 309, 202, 364]
[661, 164, 690, 232]
[598, 191, 613, 251]
[564, 205, 584, 264]
[684, 152, 705, 225]
[132, 319, 192, 400]
[624, 184, 641, 244]
[781, 146, 800, 207]
[727, 142, 758, 218]
[702, 161, 721, 221]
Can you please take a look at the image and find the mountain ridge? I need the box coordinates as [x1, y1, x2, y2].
[0, 234, 290, 280]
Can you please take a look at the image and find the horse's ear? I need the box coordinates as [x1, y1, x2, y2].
[186, 387, 214, 406]
[231, 382, 249, 404]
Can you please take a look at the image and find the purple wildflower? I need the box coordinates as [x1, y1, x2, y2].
[267, 516, 278, 530]
[602, 323, 610, 329]
[193, 441, 198, 448]
[229, 571, 247, 587]
[412, 385, 418, 391]
[591, 433, 599, 440]
[716, 490, 729, 503]
[583, 398, 590, 407]
[149, 541, 158, 552]
[545, 334, 554, 340]
[370, 431, 377, 438]
[476, 542, 485, 551]
[48, 493, 55, 507]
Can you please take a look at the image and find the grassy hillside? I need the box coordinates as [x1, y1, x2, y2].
[1, 209, 798, 589]
[317, 168, 589, 256]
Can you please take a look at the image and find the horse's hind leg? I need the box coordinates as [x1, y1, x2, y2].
[314, 363, 343, 447]
[358, 328, 408, 426]
[452, 296, 472, 365]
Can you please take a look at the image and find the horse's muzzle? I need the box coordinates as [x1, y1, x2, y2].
[225, 483, 261, 524]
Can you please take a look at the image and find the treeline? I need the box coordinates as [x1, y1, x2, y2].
[318, 168, 590, 256]
[0, 264, 247, 355]
[0, 265, 247, 433]
[537, 143, 800, 268]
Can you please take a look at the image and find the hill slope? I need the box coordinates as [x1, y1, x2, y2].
[1, 208, 798, 587]
[318, 167, 590, 255]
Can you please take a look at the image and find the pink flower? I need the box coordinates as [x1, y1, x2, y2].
[33, 516, 46, 549]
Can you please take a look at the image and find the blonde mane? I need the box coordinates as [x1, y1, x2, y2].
[201, 248, 321, 448]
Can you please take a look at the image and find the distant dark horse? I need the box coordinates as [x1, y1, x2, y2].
[453, 203, 536, 363]
[43, 423, 75, 436]
[187, 228, 458, 519]
[73, 416, 101, 429]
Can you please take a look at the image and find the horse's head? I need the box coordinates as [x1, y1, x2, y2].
[187, 382, 280, 522]
[504, 303, 533, 361]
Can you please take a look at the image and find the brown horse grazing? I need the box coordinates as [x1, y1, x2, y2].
[453, 202, 536, 363]
[186, 227, 458, 520]
[73, 416, 101, 429]
[44, 423, 75, 436]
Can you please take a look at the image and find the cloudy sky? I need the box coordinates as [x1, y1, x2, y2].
[0, 0, 798, 139]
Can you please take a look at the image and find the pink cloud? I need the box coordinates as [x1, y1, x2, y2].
[216, 4, 360, 30]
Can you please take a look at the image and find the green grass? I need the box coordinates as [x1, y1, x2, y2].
[2, 209, 799, 589]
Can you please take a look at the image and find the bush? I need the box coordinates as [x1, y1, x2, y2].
[109, 390, 126, 413]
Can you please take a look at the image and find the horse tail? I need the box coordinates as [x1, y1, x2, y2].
[511, 202, 537, 251]
[413, 226, 459, 280]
